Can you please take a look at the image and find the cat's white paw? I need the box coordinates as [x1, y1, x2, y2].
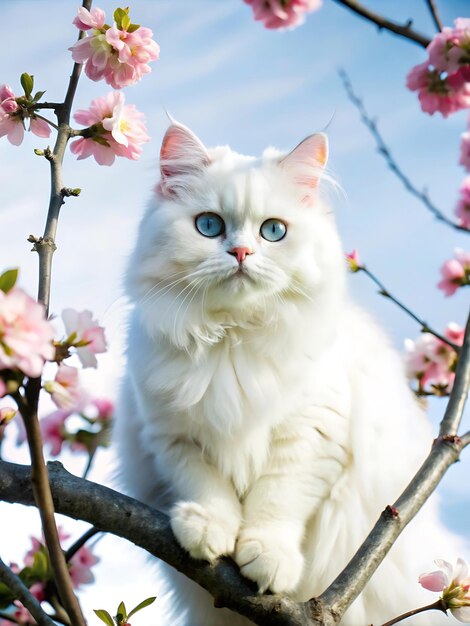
[235, 530, 304, 594]
[170, 501, 239, 562]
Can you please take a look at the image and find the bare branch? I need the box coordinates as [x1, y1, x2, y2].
[339, 69, 469, 234]
[316, 310, 470, 620]
[425, 0, 444, 32]
[0, 557, 56, 626]
[331, 0, 430, 48]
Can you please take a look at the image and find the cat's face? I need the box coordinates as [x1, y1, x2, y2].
[127, 123, 345, 342]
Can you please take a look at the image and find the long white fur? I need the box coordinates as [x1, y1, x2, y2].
[115, 123, 465, 625]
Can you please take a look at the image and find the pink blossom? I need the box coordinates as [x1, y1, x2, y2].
[460, 131, 470, 172]
[69, 9, 159, 89]
[456, 177, 470, 228]
[39, 409, 70, 456]
[406, 64, 470, 117]
[92, 397, 114, 421]
[404, 323, 464, 394]
[44, 364, 88, 410]
[345, 249, 361, 272]
[438, 249, 470, 296]
[62, 308, 107, 368]
[244, 0, 322, 29]
[427, 28, 464, 75]
[419, 558, 470, 622]
[70, 91, 149, 165]
[0, 288, 55, 378]
[0, 84, 51, 145]
[73, 6, 106, 30]
[69, 544, 99, 587]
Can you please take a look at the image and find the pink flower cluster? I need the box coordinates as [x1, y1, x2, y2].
[0, 84, 50, 146]
[420, 558, 470, 622]
[0, 288, 54, 378]
[44, 363, 89, 411]
[71, 91, 149, 165]
[455, 177, 470, 228]
[244, 0, 322, 29]
[406, 18, 470, 117]
[405, 323, 464, 395]
[438, 248, 470, 296]
[69, 6, 160, 89]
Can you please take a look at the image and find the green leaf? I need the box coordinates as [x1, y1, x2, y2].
[0, 268, 18, 293]
[20, 72, 34, 98]
[113, 7, 129, 29]
[115, 613, 124, 625]
[116, 601, 127, 620]
[121, 14, 131, 31]
[127, 23, 140, 33]
[31, 547, 50, 580]
[31, 90, 46, 104]
[127, 596, 157, 619]
[93, 609, 115, 626]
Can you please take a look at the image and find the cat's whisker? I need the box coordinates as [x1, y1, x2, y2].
[142, 269, 206, 307]
[172, 278, 205, 340]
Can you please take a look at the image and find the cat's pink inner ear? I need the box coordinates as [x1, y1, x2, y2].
[159, 123, 211, 193]
[280, 133, 328, 190]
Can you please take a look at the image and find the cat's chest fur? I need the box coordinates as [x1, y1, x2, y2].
[129, 313, 350, 494]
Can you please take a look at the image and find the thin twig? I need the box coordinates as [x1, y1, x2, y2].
[339, 69, 470, 234]
[380, 598, 446, 626]
[65, 527, 101, 562]
[425, 0, 443, 32]
[21, 2, 93, 625]
[331, 0, 430, 48]
[357, 265, 460, 352]
[0, 558, 56, 626]
[317, 309, 470, 621]
[33, 114, 59, 132]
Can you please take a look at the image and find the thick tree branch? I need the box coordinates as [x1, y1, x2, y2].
[331, 0, 431, 48]
[339, 69, 470, 234]
[317, 310, 470, 620]
[0, 558, 56, 626]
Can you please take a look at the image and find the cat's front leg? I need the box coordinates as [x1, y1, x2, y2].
[235, 413, 348, 594]
[162, 438, 242, 562]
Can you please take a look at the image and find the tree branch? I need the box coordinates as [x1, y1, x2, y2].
[358, 266, 460, 352]
[339, 69, 469, 234]
[425, 0, 443, 32]
[331, 0, 431, 48]
[316, 310, 470, 620]
[0, 558, 56, 626]
[0, 461, 324, 626]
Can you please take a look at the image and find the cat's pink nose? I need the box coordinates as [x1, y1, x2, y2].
[228, 247, 253, 264]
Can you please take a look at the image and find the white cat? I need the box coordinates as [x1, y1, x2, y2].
[115, 122, 464, 625]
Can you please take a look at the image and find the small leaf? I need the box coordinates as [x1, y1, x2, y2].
[31, 90, 46, 104]
[121, 14, 131, 31]
[127, 23, 140, 33]
[113, 7, 129, 29]
[93, 609, 115, 626]
[127, 596, 157, 619]
[0, 268, 19, 293]
[115, 613, 124, 625]
[117, 601, 127, 620]
[20, 72, 34, 98]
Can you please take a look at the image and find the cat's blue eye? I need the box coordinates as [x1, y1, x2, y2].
[195, 213, 225, 238]
[260, 219, 287, 242]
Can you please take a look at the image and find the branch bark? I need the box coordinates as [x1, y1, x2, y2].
[331, 0, 431, 48]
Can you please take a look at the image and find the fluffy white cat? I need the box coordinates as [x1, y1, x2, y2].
[115, 122, 463, 625]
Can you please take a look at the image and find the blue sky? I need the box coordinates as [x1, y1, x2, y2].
[0, 1, 469, 623]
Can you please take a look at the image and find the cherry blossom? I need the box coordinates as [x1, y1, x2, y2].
[345, 249, 362, 272]
[62, 308, 107, 368]
[92, 397, 114, 421]
[0, 288, 55, 378]
[70, 91, 149, 165]
[406, 64, 470, 117]
[460, 130, 470, 172]
[0, 84, 51, 146]
[44, 364, 88, 410]
[244, 0, 322, 29]
[405, 323, 464, 394]
[419, 558, 470, 622]
[456, 178, 470, 228]
[438, 249, 470, 296]
[39, 409, 71, 456]
[69, 7, 159, 89]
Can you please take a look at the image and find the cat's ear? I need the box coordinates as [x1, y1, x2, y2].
[279, 133, 328, 194]
[159, 123, 211, 197]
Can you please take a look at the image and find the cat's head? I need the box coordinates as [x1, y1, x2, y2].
[127, 122, 345, 347]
